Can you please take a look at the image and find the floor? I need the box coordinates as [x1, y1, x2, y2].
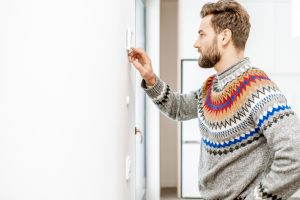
[160, 187, 300, 200]
[160, 188, 180, 200]
[161, 188, 204, 200]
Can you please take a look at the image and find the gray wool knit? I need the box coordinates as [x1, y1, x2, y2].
[141, 58, 300, 200]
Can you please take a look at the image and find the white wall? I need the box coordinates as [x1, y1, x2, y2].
[178, 0, 207, 59]
[0, 0, 136, 199]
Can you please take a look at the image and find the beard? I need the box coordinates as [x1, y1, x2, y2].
[198, 38, 221, 69]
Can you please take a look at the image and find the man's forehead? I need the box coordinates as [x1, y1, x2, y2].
[198, 15, 213, 32]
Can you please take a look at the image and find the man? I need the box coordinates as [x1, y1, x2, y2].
[128, 0, 300, 199]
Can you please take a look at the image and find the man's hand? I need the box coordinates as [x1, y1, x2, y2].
[128, 48, 156, 86]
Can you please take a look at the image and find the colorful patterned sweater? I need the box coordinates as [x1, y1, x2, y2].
[141, 58, 300, 200]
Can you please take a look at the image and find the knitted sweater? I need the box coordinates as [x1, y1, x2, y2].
[141, 58, 300, 200]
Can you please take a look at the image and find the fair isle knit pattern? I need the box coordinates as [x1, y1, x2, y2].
[197, 66, 294, 156]
[141, 58, 300, 200]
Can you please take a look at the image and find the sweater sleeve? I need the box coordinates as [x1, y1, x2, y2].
[245, 81, 300, 200]
[141, 75, 199, 121]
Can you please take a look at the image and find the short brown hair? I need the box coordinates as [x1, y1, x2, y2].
[201, 0, 250, 50]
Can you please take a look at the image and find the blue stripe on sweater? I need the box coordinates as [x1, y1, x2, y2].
[203, 104, 291, 148]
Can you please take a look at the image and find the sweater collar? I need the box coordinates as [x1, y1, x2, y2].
[216, 57, 250, 81]
[213, 57, 252, 91]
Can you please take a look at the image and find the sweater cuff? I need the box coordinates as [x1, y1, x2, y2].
[141, 75, 166, 99]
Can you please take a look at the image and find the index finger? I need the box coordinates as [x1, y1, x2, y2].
[131, 48, 150, 62]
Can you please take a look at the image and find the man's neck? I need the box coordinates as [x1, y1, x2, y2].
[214, 50, 245, 75]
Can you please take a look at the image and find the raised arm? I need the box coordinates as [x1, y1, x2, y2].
[128, 48, 199, 121]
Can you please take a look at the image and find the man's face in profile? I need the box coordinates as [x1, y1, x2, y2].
[193, 14, 221, 69]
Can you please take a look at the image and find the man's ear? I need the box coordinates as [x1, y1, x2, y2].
[220, 28, 232, 46]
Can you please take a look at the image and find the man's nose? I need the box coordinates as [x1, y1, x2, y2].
[193, 39, 200, 49]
